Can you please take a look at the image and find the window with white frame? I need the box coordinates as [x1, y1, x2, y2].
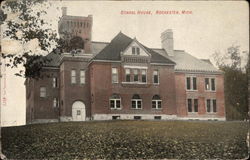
[52, 77, 58, 88]
[71, 69, 76, 84]
[153, 70, 159, 84]
[112, 68, 118, 83]
[110, 94, 121, 109]
[152, 95, 162, 109]
[80, 70, 85, 84]
[131, 94, 142, 109]
[187, 98, 198, 113]
[40, 87, 46, 98]
[132, 47, 140, 55]
[206, 99, 217, 113]
[125, 69, 131, 82]
[186, 76, 197, 90]
[53, 98, 58, 108]
[133, 69, 139, 82]
[205, 78, 216, 91]
[141, 69, 147, 83]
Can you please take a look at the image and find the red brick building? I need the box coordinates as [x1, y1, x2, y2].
[25, 8, 225, 124]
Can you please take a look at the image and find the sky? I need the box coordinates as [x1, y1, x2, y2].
[1, 1, 249, 126]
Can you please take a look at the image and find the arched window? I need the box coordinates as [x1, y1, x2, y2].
[132, 94, 142, 109]
[152, 95, 162, 109]
[110, 94, 121, 109]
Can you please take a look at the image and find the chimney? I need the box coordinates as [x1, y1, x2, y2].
[62, 7, 67, 16]
[161, 29, 174, 56]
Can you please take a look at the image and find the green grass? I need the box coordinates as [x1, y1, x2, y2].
[2, 120, 249, 159]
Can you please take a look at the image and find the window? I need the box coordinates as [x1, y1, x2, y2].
[71, 69, 76, 84]
[186, 76, 197, 90]
[205, 78, 216, 91]
[53, 98, 58, 108]
[187, 99, 198, 113]
[77, 110, 81, 115]
[134, 116, 141, 120]
[154, 116, 161, 120]
[132, 47, 140, 55]
[141, 69, 147, 83]
[52, 77, 58, 88]
[40, 87, 46, 98]
[110, 94, 121, 109]
[206, 99, 217, 113]
[153, 70, 159, 84]
[125, 69, 131, 82]
[112, 68, 118, 83]
[152, 95, 162, 109]
[80, 22, 82, 27]
[80, 70, 85, 84]
[112, 116, 120, 120]
[131, 94, 142, 109]
[133, 69, 139, 82]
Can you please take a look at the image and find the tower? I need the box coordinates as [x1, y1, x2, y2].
[58, 7, 93, 53]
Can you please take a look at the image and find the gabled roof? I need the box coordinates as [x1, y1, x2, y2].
[94, 32, 175, 64]
[94, 32, 132, 61]
[152, 49, 222, 73]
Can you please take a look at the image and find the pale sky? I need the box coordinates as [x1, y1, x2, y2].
[1, 1, 249, 126]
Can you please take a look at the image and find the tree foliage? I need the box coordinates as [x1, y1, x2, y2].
[0, 0, 64, 78]
[212, 45, 249, 120]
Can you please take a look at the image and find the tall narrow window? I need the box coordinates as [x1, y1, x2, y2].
[141, 69, 147, 83]
[152, 95, 162, 109]
[53, 98, 58, 108]
[206, 99, 211, 112]
[80, 70, 85, 84]
[71, 69, 76, 84]
[187, 99, 192, 112]
[193, 77, 197, 90]
[132, 47, 136, 55]
[186, 77, 191, 90]
[112, 68, 118, 83]
[125, 69, 131, 82]
[205, 78, 210, 90]
[186, 76, 197, 90]
[52, 77, 58, 88]
[133, 69, 139, 82]
[153, 70, 159, 84]
[212, 99, 217, 112]
[211, 78, 215, 91]
[194, 99, 198, 112]
[110, 94, 121, 109]
[40, 87, 46, 98]
[205, 78, 216, 91]
[136, 47, 140, 55]
[131, 94, 142, 109]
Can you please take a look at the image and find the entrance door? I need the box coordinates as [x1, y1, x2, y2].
[72, 101, 86, 121]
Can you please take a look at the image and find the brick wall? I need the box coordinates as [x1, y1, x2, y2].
[90, 62, 177, 116]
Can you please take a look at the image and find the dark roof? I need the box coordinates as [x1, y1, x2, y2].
[44, 52, 61, 67]
[94, 32, 175, 64]
[94, 32, 132, 61]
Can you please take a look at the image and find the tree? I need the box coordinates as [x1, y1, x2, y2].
[212, 45, 249, 120]
[0, 0, 64, 159]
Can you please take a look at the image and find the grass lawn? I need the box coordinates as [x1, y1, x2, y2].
[2, 120, 249, 159]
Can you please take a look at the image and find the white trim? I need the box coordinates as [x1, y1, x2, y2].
[131, 99, 142, 109]
[110, 98, 122, 110]
[92, 114, 225, 121]
[185, 76, 198, 91]
[43, 67, 60, 70]
[121, 82, 147, 85]
[175, 70, 223, 75]
[124, 65, 148, 69]
[151, 63, 175, 66]
[152, 100, 162, 109]
[92, 60, 121, 63]
[205, 77, 216, 92]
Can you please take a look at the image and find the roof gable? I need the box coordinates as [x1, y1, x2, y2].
[122, 38, 151, 57]
[93, 32, 175, 65]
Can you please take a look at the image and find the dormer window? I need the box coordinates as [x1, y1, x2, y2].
[132, 47, 140, 55]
